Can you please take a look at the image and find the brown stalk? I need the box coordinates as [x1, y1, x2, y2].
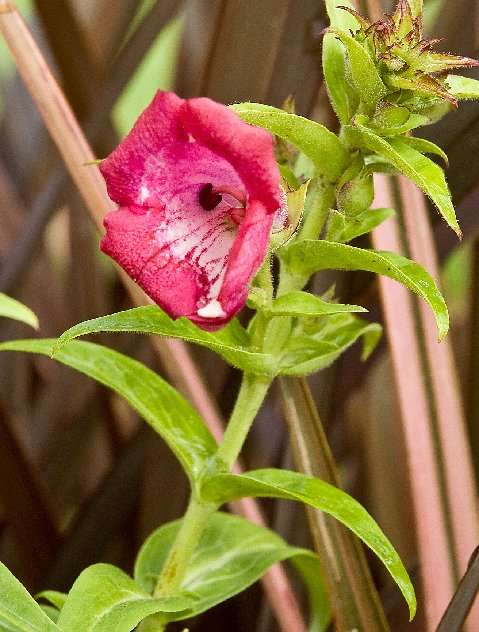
[397, 176, 479, 628]
[372, 175, 455, 629]
[280, 377, 390, 632]
[0, 3, 307, 630]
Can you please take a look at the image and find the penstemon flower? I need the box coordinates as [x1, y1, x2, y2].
[100, 91, 284, 330]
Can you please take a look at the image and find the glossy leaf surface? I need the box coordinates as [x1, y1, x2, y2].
[281, 240, 449, 338]
[200, 470, 416, 620]
[0, 340, 217, 480]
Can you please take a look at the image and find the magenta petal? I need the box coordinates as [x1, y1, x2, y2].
[100, 91, 283, 329]
[100, 92, 186, 207]
[183, 98, 281, 213]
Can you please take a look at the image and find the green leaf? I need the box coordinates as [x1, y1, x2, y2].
[57, 564, 191, 631]
[0, 293, 38, 329]
[0, 561, 59, 631]
[38, 606, 60, 624]
[200, 470, 416, 620]
[281, 240, 449, 339]
[135, 512, 329, 625]
[259, 291, 367, 318]
[341, 207, 395, 242]
[346, 123, 460, 236]
[36, 592, 66, 614]
[0, 339, 217, 480]
[291, 556, 331, 632]
[323, 1, 359, 125]
[231, 103, 349, 181]
[327, 28, 387, 111]
[401, 137, 448, 166]
[357, 111, 429, 137]
[55, 307, 275, 376]
[446, 74, 479, 100]
[279, 314, 382, 375]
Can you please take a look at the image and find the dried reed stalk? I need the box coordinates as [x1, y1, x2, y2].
[372, 174, 479, 630]
[0, 3, 307, 630]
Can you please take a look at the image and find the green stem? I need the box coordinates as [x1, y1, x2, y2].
[216, 374, 272, 468]
[153, 496, 216, 597]
[152, 373, 271, 613]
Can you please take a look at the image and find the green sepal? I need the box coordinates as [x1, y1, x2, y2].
[327, 27, 387, 112]
[270, 181, 308, 251]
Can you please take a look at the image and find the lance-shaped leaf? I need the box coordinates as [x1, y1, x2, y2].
[57, 564, 191, 631]
[0, 340, 217, 480]
[36, 592, 67, 625]
[278, 314, 382, 376]
[230, 103, 349, 181]
[253, 290, 367, 318]
[407, 0, 423, 17]
[0, 561, 60, 631]
[135, 512, 330, 628]
[356, 111, 429, 137]
[446, 75, 479, 101]
[345, 123, 460, 236]
[200, 469, 416, 620]
[55, 307, 275, 376]
[0, 293, 38, 329]
[327, 28, 387, 112]
[323, 0, 359, 124]
[280, 240, 449, 339]
[341, 207, 395, 243]
[401, 137, 448, 166]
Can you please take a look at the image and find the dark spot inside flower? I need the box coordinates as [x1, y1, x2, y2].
[199, 183, 222, 211]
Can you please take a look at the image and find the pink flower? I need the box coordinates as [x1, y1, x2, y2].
[100, 91, 283, 330]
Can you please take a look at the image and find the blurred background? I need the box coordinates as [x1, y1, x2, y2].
[0, 0, 478, 630]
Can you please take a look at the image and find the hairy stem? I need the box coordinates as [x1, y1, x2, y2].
[154, 496, 217, 597]
[216, 374, 272, 468]
[152, 373, 271, 604]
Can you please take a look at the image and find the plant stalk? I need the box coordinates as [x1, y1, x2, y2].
[154, 496, 217, 597]
[216, 374, 272, 469]
[280, 376, 390, 632]
[153, 373, 271, 600]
